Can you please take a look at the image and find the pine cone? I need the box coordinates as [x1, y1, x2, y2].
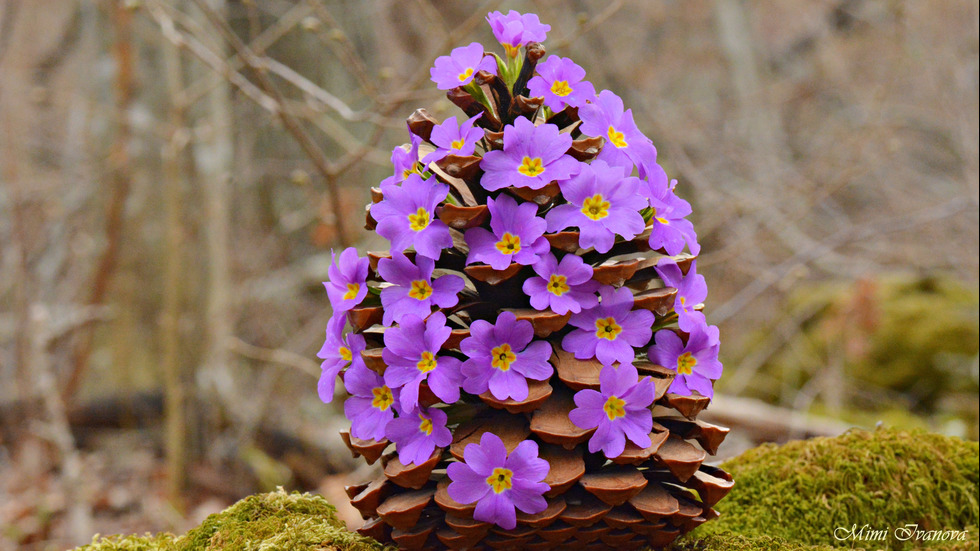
[319, 10, 733, 550]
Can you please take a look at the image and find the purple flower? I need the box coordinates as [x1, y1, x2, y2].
[421, 114, 484, 164]
[479, 116, 580, 191]
[430, 42, 497, 90]
[380, 132, 423, 192]
[563, 285, 655, 366]
[569, 363, 655, 458]
[649, 324, 722, 399]
[447, 432, 550, 529]
[645, 173, 700, 256]
[343, 362, 398, 442]
[579, 90, 658, 176]
[655, 259, 708, 333]
[371, 173, 453, 260]
[382, 312, 463, 411]
[460, 311, 553, 401]
[522, 253, 599, 314]
[323, 247, 369, 312]
[464, 194, 550, 270]
[545, 161, 647, 254]
[316, 313, 366, 403]
[527, 55, 596, 112]
[486, 10, 551, 58]
[377, 252, 464, 326]
[385, 405, 453, 466]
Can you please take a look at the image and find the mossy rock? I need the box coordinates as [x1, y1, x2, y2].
[733, 274, 979, 433]
[77, 428, 977, 551]
[76, 490, 391, 551]
[672, 427, 979, 550]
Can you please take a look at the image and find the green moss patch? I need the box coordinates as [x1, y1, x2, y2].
[77, 534, 176, 551]
[75, 489, 390, 551]
[675, 428, 979, 550]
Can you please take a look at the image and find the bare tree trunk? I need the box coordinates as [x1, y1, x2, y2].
[63, 0, 135, 404]
[160, 9, 189, 508]
[192, 0, 235, 461]
[713, 0, 787, 182]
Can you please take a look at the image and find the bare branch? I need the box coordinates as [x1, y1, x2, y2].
[228, 336, 320, 379]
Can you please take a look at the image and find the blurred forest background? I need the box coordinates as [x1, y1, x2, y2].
[0, 0, 977, 549]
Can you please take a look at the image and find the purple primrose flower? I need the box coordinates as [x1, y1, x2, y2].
[569, 363, 655, 458]
[486, 10, 551, 58]
[430, 42, 497, 90]
[644, 173, 700, 256]
[386, 405, 453, 466]
[522, 253, 599, 315]
[479, 116, 580, 191]
[382, 312, 462, 411]
[563, 285, 655, 366]
[545, 160, 647, 254]
[655, 259, 708, 333]
[371, 173, 453, 260]
[323, 247, 369, 312]
[464, 194, 549, 270]
[377, 251, 464, 326]
[579, 90, 658, 176]
[527, 55, 596, 112]
[447, 432, 550, 529]
[380, 132, 423, 192]
[343, 362, 398, 442]
[649, 324, 722, 399]
[460, 311, 553, 401]
[421, 114, 484, 164]
[316, 313, 366, 403]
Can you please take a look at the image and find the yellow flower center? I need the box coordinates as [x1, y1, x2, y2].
[450, 138, 465, 150]
[339, 346, 352, 362]
[603, 395, 627, 420]
[418, 414, 433, 435]
[518, 156, 545, 177]
[503, 44, 521, 59]
[547, 274, 570, 296]
[551, 80, 572, 97]
[402, 165, 419, 179]
[677, 352, 697, 375]
[608, 125, 628, 148]
[656, 216, 670, 225]
[680, 296, 687, 308]
[486, 467, 514, 493]
[581, 194, 611, 220]
[495, 232, 522, 255]
[371, 386, 394, 411]
[408, 207, 431, 232]
[595, 317, 623, 341]
[490, 343, 517, 371]
[458, 67, 474, 82]
[416, 351, 437, 373]
[408, 279, 433, 300]
[343, 282, 361, 300]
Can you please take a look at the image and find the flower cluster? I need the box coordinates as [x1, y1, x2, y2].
[318, 9, 724, 532]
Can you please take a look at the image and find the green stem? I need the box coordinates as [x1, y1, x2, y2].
[464, 82, 495, 114]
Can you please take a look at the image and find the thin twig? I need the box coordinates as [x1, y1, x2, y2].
[228, 336, 321, 378]
[189, 0, 351, 246]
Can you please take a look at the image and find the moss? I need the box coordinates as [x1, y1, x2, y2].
[730, 274, 979, 435]
[669, 531, 839, 551]
[75, 489, 391, 551]
[674, 428, 979, 550]
[177, 489, 389, 551]
[76, 533, 177, 551]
